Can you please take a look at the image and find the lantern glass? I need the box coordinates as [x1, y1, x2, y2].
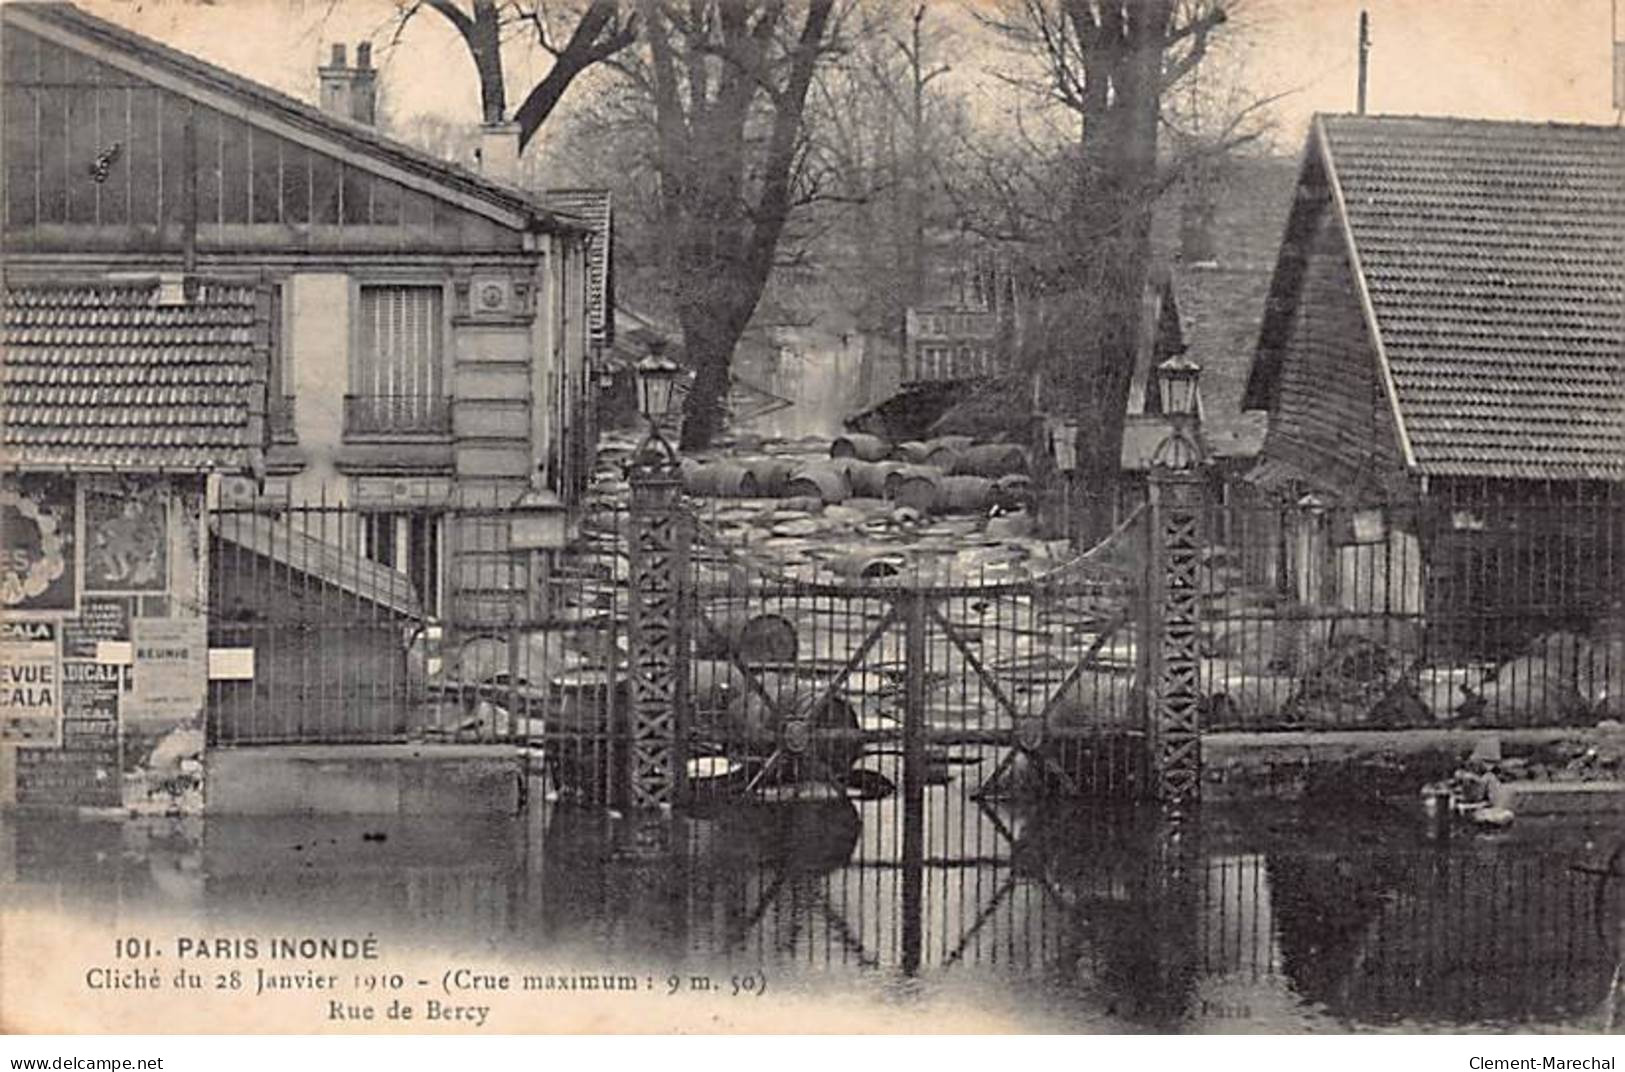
[636, 349, 683, 421]
[1157, 355, 1203, 417]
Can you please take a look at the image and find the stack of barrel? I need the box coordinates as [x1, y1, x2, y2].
[679, 433, 1032, 517]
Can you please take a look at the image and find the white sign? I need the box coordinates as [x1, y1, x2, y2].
[128, 617, 207, 722]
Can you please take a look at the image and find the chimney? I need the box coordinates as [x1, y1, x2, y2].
[477, 121, 522, 184]
[318, 41, 377, 126]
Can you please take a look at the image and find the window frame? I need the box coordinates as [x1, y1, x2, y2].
[345, 275, 454, 440]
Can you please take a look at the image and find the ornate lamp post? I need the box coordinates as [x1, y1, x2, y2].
[1148, 353, 1206, 810]
[625, 343, 689, 815]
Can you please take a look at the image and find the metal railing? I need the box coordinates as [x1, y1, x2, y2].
[206, 490, 628, 802]
[342, 393, 452, 436]
[1195, 481, 1624, 730]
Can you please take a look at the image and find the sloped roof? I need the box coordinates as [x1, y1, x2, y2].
[545, 189, 613, 342]
[2, 277, 266, 472]
[1252, 114, 1625, 482]
[1142, 156, 1300, 420]
[3, 2, 583, 237]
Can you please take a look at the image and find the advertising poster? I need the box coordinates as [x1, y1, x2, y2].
[0, 619, 61, 744]
[83, 479, 169, 592]
[0, 475, 77, 613]
[127, 617, 208, 723]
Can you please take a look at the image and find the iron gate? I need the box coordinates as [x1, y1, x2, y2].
[679, 508, 1150, 808]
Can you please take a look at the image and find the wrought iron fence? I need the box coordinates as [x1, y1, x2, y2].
[206, 489, 629, 806]
[1196, 480, 1625, 731]
[678, 508, 1149, 810]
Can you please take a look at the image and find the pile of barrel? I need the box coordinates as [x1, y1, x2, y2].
[681, 433, 1032, 517]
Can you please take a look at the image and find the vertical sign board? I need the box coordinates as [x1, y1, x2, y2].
[0, 620, 62, 745]
[128, 617, 208, 723]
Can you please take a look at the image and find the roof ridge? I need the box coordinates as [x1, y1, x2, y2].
[1317, 111, 1625, 135]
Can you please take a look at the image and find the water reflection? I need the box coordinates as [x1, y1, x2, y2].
[1, 797, 1619, 1032]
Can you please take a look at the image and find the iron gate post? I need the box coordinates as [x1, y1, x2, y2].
[627, 458, 690, 810]
[900, 588, 928, 976]
[1148, 453, 1207, 809]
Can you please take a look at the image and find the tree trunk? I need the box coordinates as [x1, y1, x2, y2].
[677, 311, 742, 452]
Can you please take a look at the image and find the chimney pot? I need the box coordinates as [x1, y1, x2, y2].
[319, 41, 377, 126]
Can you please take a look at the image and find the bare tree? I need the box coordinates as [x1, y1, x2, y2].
[977, 0, 1263, 539]
[625, 0, 840, 451]
[393, 1, 639, 152]
[790, 2, 965, 340]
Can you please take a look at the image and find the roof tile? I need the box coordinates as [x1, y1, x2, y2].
[1320, 115, 1625, 481]
[2, 278, 266, 471]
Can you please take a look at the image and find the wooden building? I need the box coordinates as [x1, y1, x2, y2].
[1, 2, 598, 625]
[0, 276, 269, 809]
[1240, 115, 1625, 648]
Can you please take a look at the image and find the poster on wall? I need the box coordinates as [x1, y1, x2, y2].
[0, 474, 77, 613]
[61, 597, 132, 659]
[127, 616, 207, 722]
[0, 619, 62, 744]
[83, 477, 168, 592]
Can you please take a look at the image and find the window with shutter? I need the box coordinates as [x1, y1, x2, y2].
[347, 285, 450, 436]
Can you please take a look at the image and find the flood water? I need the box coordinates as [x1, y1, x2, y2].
[2, 792, 1621, 1034]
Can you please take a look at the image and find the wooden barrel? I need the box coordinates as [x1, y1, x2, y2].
[883, 463, 941, 501]
[847, 460, 905, 499]
[685, 461, 760, 498]
[830, 433, 891, 462]
[950, 443, 1029, 478]
[692, 610, 799, 665]
[940, 475, 996, 513]
[922, 434, 975, 470]
[784, 463, 851, 504]
[829, 551, 904, 581]
[895, 440, 935, 464]
[716, 671, 864, 778]
[891, 469, 943, 514]
[741, 457, 795, 498]
[993, 473, 1033, 509]
[923, 444, 965, 471]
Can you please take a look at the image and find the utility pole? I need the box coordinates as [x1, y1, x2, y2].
[1357, 10, 1371, 115]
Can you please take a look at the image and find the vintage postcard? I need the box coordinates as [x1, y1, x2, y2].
[1, 0, 1622, 1042]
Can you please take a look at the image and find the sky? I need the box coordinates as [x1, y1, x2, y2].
[48, 0, 1625, 159]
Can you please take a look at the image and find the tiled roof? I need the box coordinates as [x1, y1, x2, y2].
[3, 3, 583, 236]
[1321, 114, 1625, 481]
[2, 278, 266, 471]
[545, 189, 613, 341]
[1143, 156, 1299, 420]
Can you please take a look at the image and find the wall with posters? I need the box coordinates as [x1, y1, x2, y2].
[0, 473, 210, 814]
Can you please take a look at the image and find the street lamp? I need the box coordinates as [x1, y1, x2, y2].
[1147, 350, 1206, 812]
[626, 340, 689, 812]
[634, 344, 684, 470]
[1150, 353, 1204, 471]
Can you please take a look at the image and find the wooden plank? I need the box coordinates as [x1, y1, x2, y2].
[36, 83, 67, 223]
[3, 87, 38, 228]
